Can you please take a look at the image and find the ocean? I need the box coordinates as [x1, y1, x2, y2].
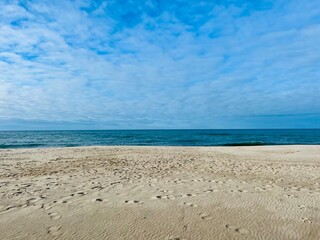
[0, 129, 319, 149]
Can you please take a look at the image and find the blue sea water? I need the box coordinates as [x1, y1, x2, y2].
[0, 129, 319, 149]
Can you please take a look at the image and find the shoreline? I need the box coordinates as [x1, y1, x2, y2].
[1, 144, 319, 150]
[1, 146, 320, 239]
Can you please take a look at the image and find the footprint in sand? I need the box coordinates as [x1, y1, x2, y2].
[183, 202, 199, 207]
[298, 205, 306, 210]
[152, 195, 163, 199]
[203, 189, 215, 193]
[237, 189, 248, 193]
[91, 186, 103, 190]
[152, 195, 175, 200]
[200, 213, 212, 220]
[167, 236, 185, 240]
[56, 198, 73, 204]
[302, 217, 312, 223]
[41, 204, 52, 211]
[180, 193, 197, 198]
[286, 194, 298, 199]
[91, 198, 105, 202]
[49, 212, 61, 220]
[26, 197, 41, 205]
[173, 180, 184, 184]
[226, 224, 249, 234]
[47, 226, 61, 236]
[11, 191, 22, 196]
[192, 179, 204, 182]
[125, 200, 144, 204]
[71, 191, 87, 197]
[216, 181, 226, 184]
[159, 189, 169, 193]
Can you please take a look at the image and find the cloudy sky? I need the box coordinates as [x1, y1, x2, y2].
[0, 0, 319, 130]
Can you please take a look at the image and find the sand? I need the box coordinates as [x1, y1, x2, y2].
[0, 145, 319, 240]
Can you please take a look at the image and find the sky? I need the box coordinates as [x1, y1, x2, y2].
[0, 0, 319, 130]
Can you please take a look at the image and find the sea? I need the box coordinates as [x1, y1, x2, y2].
[0, 129, 319, 149]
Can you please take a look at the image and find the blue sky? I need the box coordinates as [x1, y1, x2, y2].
[0, 0, 319, 130]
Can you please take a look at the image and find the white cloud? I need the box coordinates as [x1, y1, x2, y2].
[0, 0, 319, 129]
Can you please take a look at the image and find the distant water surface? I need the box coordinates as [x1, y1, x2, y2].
[0, 129, 319, 149]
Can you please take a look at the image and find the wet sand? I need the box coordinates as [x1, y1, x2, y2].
[0, 146, 320, 239]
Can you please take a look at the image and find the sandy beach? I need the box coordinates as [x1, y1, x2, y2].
[0, 146, 319, 240]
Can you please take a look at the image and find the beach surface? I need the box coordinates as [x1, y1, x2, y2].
[0, 146, 319, 240]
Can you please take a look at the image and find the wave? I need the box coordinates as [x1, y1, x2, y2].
[0, 143, 45, 149]
[63, 144, 80, 147]
[222, 141, 272, 146]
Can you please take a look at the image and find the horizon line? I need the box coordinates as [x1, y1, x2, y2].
[1, 128, 320, 132]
